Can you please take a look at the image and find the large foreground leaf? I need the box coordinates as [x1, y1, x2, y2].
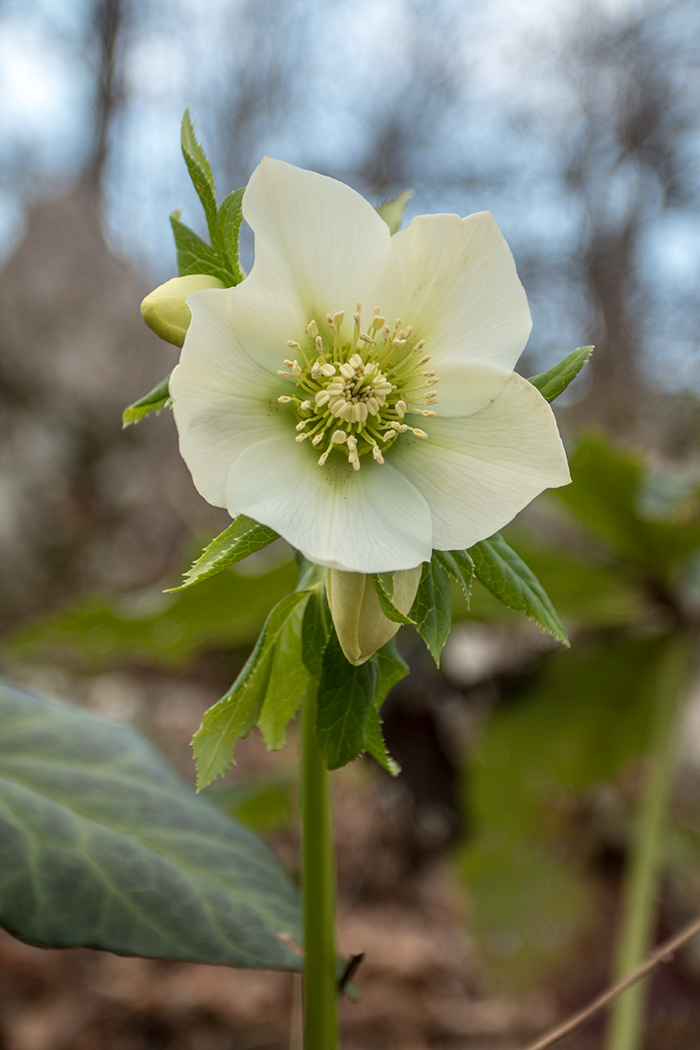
[0, 681, 303, 971]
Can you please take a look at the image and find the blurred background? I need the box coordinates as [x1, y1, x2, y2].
[3, 0, 700, 1047]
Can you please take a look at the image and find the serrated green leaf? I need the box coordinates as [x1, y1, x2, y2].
[218, 188, 245, 285]
[554, 434, 700, 576]
[193, 591, 309, 788]
[410, 556, 453, 666]
[170, 212, 233, 285]
[169, 516, 279, 592]
[470, 533, 569, 645]
[316, 631, 374, 770]
[0, 680, 302, 970]
[180, 109, 224, 256]
[372, 637, 409, 709]
[434, 549, 474, 603]
[528, 346, 593, 403]
[301, 585, 332, 679]
[365, 706, 401, 776]
[376, 189, 414, 234]
[364, 638, 407, 776]
[258, 597, 313, 750]
[181, 107, 215, 192]
[371, 573, 417, 625]
[5, 558, 299, 671]
[122, 375, 171, 428]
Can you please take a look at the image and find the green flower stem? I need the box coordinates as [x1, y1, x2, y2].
[605, 632, 695, 1050]
[301, 686, 338, 1050]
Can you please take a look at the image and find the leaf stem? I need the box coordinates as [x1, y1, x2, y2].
[301, 686, 338, 1050]
[604, 633, 695, 1050]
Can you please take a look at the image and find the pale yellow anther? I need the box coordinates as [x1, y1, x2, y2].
[295, 433, 308, 442]
[315, 391, 330, 406]
[312, 434, 324, 445]
[349, 354, 363, 368]
[287, 340, 301, 350]
[414, 340, 426, 351]
[372, 446, 384, 463]
[418, 355, 431, 365]
[421, 409, 436, 417]
[422, 370, 436, 378]
[296, 420, 307, 431]
[351, 459, 360, 471]
[307, 319, 319, 337]
[412, 428, 428, 439]
[359, 333, 376, 345]
[396, 400, 407, 417]
[278, 395, 292, 403]
[320, 363, 336, 377]
[277, 370, 293, 378]
[315, 336, 324, 353]
[332, 430, 347, 444]
[425, 378, 438, 386]
[300, 400, 312, 410]
[333, 311, 345, 327]
[339, 363, 355, 379]
[353, 312, 361, 330]
[326, 314, 335, 327]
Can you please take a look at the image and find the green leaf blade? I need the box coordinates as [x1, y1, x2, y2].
[300, 585, 332, 680]
[180, 109, 224, 256]
[470, 533, 569, 645]
[434, 549, 474, 603]
[170, 212, 233, 285]
[528, 346, 593, 403]
[371, 573, 417, 625]
[122, 375, 171, 428]
[170, 516, 279, 592]
[193, 591, 308, 788]
[316, 632, 374, 770]
[0, 680, 303, 970]
[218, 188, 246, 285]
[410, 557, 453, 666]
[258, 597, 313, 750]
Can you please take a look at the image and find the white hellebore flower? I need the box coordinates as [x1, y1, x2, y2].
[170, 157, 570, 575]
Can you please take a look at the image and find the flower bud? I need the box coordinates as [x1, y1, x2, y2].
[325, 567, 422, 667]
[140, 275, 225, 347]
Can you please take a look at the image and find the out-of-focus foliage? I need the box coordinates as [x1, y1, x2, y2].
[457, 433, 700, 988]
[4, 551, 298, 668]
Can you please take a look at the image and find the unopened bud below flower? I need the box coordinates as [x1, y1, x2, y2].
[325, 566, 422, 666]
[140, 275, 225, 347]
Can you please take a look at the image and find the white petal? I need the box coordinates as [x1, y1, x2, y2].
[392, 373, 570, 550]
[224, 435, 433, 573]
[170, 289, 285, 507]
[376, 211, 532, 373]
[242, 157, 392, 327]
[420, 361, 513, 418]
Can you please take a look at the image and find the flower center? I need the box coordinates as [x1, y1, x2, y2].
[277, 304, 438, 470]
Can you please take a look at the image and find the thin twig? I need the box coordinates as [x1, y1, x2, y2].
[520, 914, 700, 1050]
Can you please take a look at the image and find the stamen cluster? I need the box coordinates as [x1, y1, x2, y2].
[277, 304, 438, 470]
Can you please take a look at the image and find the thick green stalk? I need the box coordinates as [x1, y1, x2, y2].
[300, 687, 338, 1050]
[605, 633, 695, 1050]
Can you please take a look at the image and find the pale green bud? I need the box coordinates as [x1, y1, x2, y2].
[325, 567, 422, 667]
[140, 275, 225, 347]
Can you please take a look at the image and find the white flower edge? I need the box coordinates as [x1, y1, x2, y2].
[170, 157, 570, 574]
